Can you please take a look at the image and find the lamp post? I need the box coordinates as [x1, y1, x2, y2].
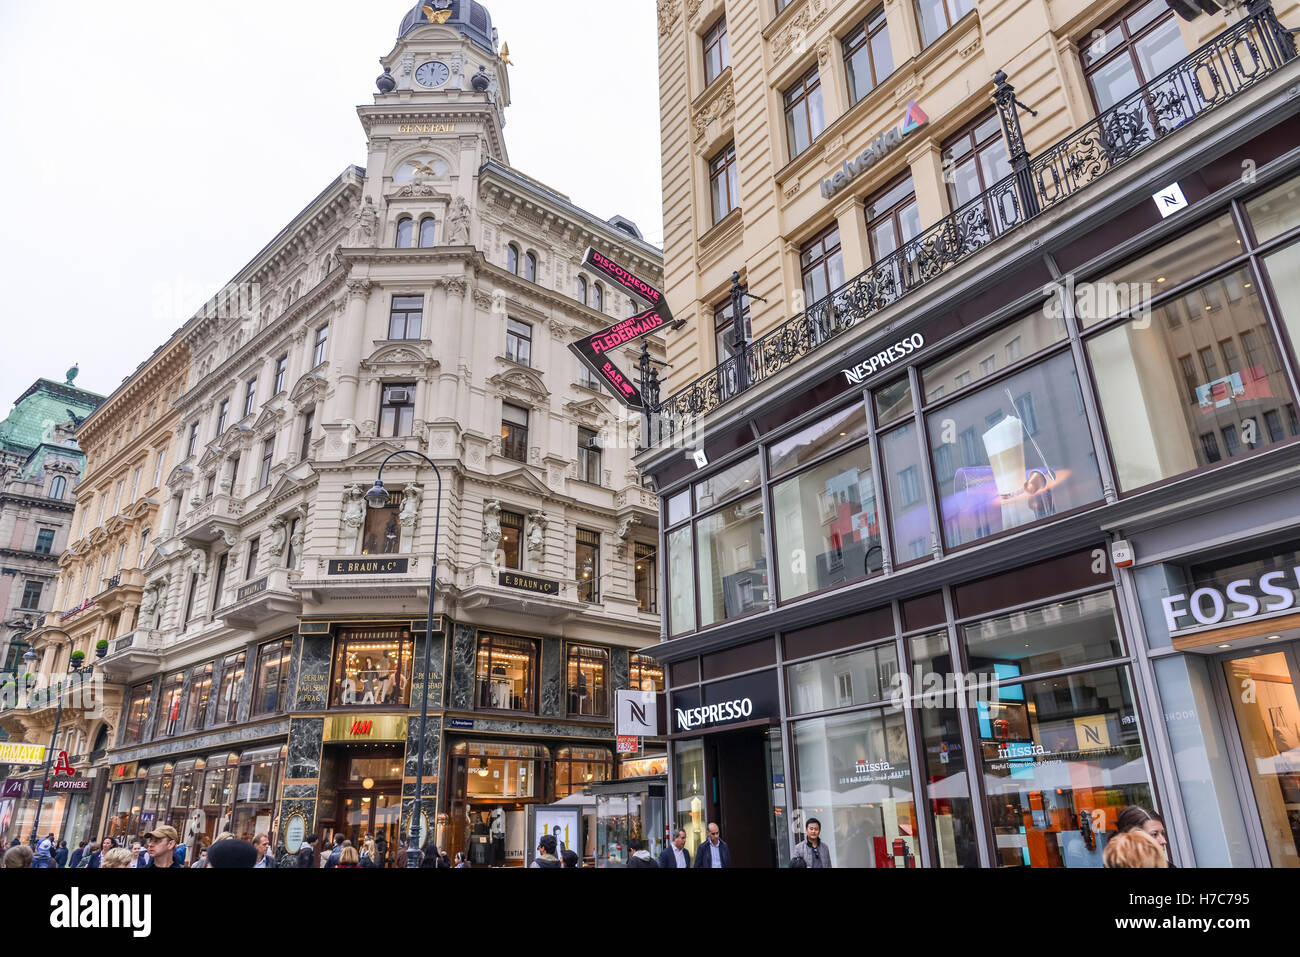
[364, 449, 443, 869]
[24, 628, 85, 851]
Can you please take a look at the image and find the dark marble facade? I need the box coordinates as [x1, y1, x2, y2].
[294, 635, 333, 712]
[612, 648, 630, 694]
[403, 713, 442, 780]
[465, 716, 615, 740]
[109, 718, 290, 765]
[449, 624, 476, 711]
[540, 636, 563, 718]
[287, 717, 325, 780]
[410, 634, 445, 712]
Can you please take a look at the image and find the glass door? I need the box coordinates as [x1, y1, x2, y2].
[1223, 648, 1300, 867]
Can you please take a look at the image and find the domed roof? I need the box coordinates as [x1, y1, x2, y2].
[398, 1, 495, 54]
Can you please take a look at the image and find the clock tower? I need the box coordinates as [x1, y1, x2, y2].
[356, 1, 512, 251]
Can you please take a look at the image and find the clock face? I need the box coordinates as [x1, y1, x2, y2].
[415, 61, 450, 88]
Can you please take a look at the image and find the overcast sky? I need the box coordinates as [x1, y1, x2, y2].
[0, 0, 663, 405]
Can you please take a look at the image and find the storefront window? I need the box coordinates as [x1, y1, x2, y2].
[694, 455, 760, 510]
[874, 378, 913, 427]
[232, 746, 284, 843]
[555, 746, 612, 799]
[1247, 174, 1300, 244]
[919, 704, 979, 867]
[922, 309, 1067, 400]
[183, 662, 214, 733]
[140, 764, 174, 835]
[667, 526, 695, 636]
[963, 592, 1124, 682]
[566, 644, 610, 717]
[880, 423, 933, 564]
[1262, 240, 1300, 377]
[155, 671, 185, 738]
[475, 633, 538, 713]
[123, 682, 153, 744]
[362, 489, 403, 555]
[787, 642, 899, 716]
[769, 404, 869, 479]
[168, 759, 203, 836]
[217, 652, 245, 724]
[1088, 267, 1297, 491]
[202, 762, 237, 839]
[674, 740, 706, 859]
[457, 741, 545, 800]
[498, 509, 523, 569]
[697, 495, 767, 627]
[927, 350, 1102, 547]
[774, 441, 880, 602]
[978, 666, 1153, 868]
[331, 629, 415, 707]
[251, 637, 293, 716]
[792, 708, 918, 868]
[630, 653, 665, 693]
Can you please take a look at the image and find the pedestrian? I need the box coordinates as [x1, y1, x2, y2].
[190, 849, 209, 868]
[360, 839, 377, 868]
[1104, 829, 1169, 868]
[208, 839, 259, 869]
[69, 840, 88, 869]
[143, 825, 183, 869]
[530, 833, 561, 868]
[325, 834, 345, 868]
[296, 833, 318, 869]
[2, 845, 33, 869]
[627, 838, 658, 868]
[658, 828, 692, 869]
[420, 840, 440, 867]
[337, 846, 361, 869]
[791, 817, 831, 868]
[693, 822, 731, 869]
[32, 832, 55, 868]
[453, 852, 468, 868]
[253, 833, 276, 868]
[87, 836, 115, 868]
[1117, 806, 1173, 864]
[101, 848, 134, 869]
[562, 849, 580, 868]
[130, 841, 147, 868]
[54, 839, 69, 868]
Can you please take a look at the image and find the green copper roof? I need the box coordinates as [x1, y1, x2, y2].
[0, 378, 103, 457]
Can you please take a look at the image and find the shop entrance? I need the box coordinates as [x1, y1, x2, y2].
[326, 746, 405, 867]
[444, 740, 549, 867]
[1221, 642, 1300, 868]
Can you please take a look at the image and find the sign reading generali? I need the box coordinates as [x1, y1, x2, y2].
[670, 671, 780, 735]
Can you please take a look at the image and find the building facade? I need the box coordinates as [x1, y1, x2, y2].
[0, 371, 103, 844]
[642, 0, 1300, 867]
[16, 0, 668, 865]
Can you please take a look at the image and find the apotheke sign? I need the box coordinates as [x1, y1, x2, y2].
[1162, 565, 1300, 631]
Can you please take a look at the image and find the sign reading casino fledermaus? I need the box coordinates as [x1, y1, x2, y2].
[498, 571, 560, 596]
[328, 558, 411, 576]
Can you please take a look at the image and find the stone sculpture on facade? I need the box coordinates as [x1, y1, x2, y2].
[447, 196, 471, 245]
[342, 485, 367, 531]
[399, 483, 422, 528]
[352, 196, 379, 247]
[526, 511, 548, 556]
[266, 518, 288, 558]
[482, 500, 502, 557]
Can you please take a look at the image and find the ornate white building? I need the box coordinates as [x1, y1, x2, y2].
[77, 1, 665, 862]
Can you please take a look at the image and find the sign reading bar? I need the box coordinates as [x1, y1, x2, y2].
[236, 578, 269, 602]
[581, 248, 673, 322]
[499, 571, 560, 596]
[0, 743, 46, 766]
[568, 310, 669, 411]
[328, 558, 411, 576]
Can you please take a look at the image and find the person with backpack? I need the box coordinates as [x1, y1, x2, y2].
[296, 834, 318, 869]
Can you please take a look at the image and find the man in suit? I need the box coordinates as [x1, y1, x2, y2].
[658, 828, 692, 869]
[694, 822, 731, 869]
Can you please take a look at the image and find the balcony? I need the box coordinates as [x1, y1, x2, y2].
[647, 7, 1298, 449]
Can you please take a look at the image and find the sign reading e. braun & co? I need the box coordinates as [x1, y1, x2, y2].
[328, 558, 410, 576]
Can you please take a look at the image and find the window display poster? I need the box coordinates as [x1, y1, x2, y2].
[527, 806, 580, 864]
[506, 809, 527, 863]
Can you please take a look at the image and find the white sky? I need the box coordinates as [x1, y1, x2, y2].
[0, 0, 663, 403]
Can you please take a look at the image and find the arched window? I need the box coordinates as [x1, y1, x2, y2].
[50, 476, 67, 500]
[419, 216, 436, 248]
[577, 276, 588, 304]
[507, 244, 520, 274]
[396, 217, 414, 249]
[524, 252, 538, 283]
[593, 283, 604, 312]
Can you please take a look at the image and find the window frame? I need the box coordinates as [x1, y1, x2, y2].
[502, 403, 530, 463]
[783, 66, 826, 160]
[379, 383, 417, 438]
[578, 427, 602, 485]
[703, 15, 730, 86]
[419, 216, 436, 248]
[474, 633, 540, 715]
[709, 141, 740, 224]
[843, 7, 894, 105]
[800, 225, 845, 307]
[1080, 0, 1185, 116]
[506, 318, 533, 366]
[865, 173, 921, 263]
[388, 295, 425, 340]
[258, 436, 275, 489]
[576, 528, 601, 603]
[565, 643, 611, 718]
[313, 325, 329, 368]
[250, 636, 294, 717]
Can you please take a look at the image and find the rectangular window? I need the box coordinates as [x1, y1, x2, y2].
[155, 671, 186, 738]
[578, 427, 602, 485]
[331, 629, 415, 707]
[274, 355, 288, 395]
[114, 480, 125, 513]
[138, 529, 150, 567]
[506, 319, 532, 366]
[379, 384, 416, 438]
[866, 175, 921, 263]
[246, 537, 260, 580]
[577, 528, 600, 603]
[35, 528, 56, 555]
[703, 16, 729, 85]
[567, 644, 610, 717]
[927, 350, 1103, 547]
[713, 297, 752, 366]
[774, 441, 881, 602]
[20, 580, 43, 610]
[787, 642, 899, 715]
[476, 633, 539, 713]
[184, 572, 200, 623]
[697, 495, 767, 627]
[124, 682, 153, 744]
[187, 423, 199, 458]
[153, 450, 166, 489]
[784, 68, 826, 159]
[944, 112, 1011, 213]
[216, 400, 229, 437]
[1088, 267, 1297, 491]
[300, 410, 314, 461]
[362, 489, 403, 555]
[218, 652, 246, 724]
[882, 422, 934, 564]
[915, 0, 974, 48]
[694, 455, 761, 511]
[709, 142, 739, 224]
[668, 526, 695, 636]
[577, 363, 606, 393]
[800, 226, 845, 307]
[183, 662, 215, 733]
[388, 295, 424, 340]
[251, 637, 293, 716]
[635, 543, 657, 614]
[259, 437, 275, 489]
[843, 7, 894, 104]
[630, 653, 664, 693]
[499, 510, 523, 569]
[313, 325, 329, 367]
[211, 553, 228, 612]
[1082, 0, 1187, 113]
[131, 467, 142, 502]
[502, 403, 529, 462]
[963, 593, 1122, 681]
[243, 378, 258, 418]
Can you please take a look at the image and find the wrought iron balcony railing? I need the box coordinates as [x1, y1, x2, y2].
[647, 6, 1296, 450]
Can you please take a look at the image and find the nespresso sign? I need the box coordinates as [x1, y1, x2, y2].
[843, 334, 926, 384]
[1162, 565, 1300, 631]
[670, 671, 779, 735]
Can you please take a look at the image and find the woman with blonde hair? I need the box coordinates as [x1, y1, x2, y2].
[1103, 829, 1169, 868]
[360, 839, 377, 868]
[101, 848, 135, 869]
[337, 845, 361, 868]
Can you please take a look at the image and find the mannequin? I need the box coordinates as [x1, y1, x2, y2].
[490, 807, 506, 867]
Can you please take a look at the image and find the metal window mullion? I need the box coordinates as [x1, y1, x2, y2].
[946, 584, 994, 869]
[895, 600, 933, 869]
[863, 388, 894, 576]
[906, 362, 945, 560]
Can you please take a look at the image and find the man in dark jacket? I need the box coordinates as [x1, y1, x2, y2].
[325, 834, 345, 868]
[68, 841, 88, 869]
[143, 825, 183, 869]
[296, 835, 318, 869]
[627, 838, 658, 868]
[693, 823, 731, 869]
[530, 833, 561, 868]
[658, 829, 692, 868]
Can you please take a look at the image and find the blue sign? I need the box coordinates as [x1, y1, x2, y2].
[448, 719, 475, 730]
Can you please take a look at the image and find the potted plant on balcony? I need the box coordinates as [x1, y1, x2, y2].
[70, 650, 86, 669]
[95, 639, 109, 659]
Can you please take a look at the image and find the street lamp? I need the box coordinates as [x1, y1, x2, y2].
[365, 449, 443, 869]
[24, 628, 86, 850]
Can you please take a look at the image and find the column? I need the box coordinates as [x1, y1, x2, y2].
[327, 280, 372, 424]
[834, 195, 870, 275]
